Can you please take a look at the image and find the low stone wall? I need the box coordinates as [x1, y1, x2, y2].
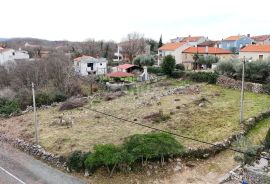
[217, 75, 264, 93]
[183, 109, 270, 159]
[0, 134, 66, 169]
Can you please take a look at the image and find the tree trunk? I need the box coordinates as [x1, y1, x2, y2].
[106, 165, 110, 174]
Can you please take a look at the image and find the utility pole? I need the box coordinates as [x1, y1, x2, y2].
[32, 82, 39, 145]
[240, 57, 246, 123]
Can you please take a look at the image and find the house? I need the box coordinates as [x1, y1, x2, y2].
[0, 47, 29, 65]
[220, 35, 253, 53]
[158, 42, 190, 65]
[170, 36, 208, 46]
[239, 45, 270, 61]
[73, 55, 107, 76]
[116, 64, 141, 73]
[197, 41, 220, 48]
[182, 46, 233, 70]
[251, 35, 270, 45]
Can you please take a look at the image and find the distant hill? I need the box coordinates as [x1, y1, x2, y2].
[0, 38, 10, 42]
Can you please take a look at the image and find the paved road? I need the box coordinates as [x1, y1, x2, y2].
[0, 142, 87, 184]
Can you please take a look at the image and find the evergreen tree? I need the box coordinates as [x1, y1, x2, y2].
[158, 35, 163, 48]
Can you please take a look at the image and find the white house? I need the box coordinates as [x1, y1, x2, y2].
[239, 45, 270, 61]
[74, 55, 107, 76]
[158, 42, 190, 65]
[251, 35, 270, 45]
[0, 47, 29, 65]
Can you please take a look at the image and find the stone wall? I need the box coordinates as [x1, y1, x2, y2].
[217, 75, 264, 93]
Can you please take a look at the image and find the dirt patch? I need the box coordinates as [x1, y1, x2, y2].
[104, 91, 125, 101]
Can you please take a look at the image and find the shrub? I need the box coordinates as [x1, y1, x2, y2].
[53, 91, 67, 103]
[264, 127, 270, 149]
[67, 151, 90, 172]
[123, 132, 184, 165]
[187, 72, 219, 84]
[235, 146, 260, 165]
[263, 84, 270, 94]
[175, 64, 185, 71]
[161, 55, 176, 75]
[148, 66, 163, 74]
[35, 92, 52, 107]
[15, 88, 32, 109]
[215, 61, 236, 77]
[171, 70, 184, 79]
[0, 98, 21, 116]
[59, 98, 87, 111]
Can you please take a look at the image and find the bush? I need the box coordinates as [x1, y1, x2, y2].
[35, 92, 53, 107]
[123, 132, 184, 165]
[235, 146, 260, 165]
[263, 84, 270, 94]
[161, 55, 176, 75]
[53, 91, 67, 103]
[0, 98, 21, 116]
[171, 70, 184, 79]
[215, 61, 236, 77]
[148, 66, 163, 74]
[59, 98, 87, 111]
[15, 88, 32, 109]
[187, 72, 219, 84]
[264, 127, 270, 149]
[175, 64, 185, 71]
[67, 151, 90, 172]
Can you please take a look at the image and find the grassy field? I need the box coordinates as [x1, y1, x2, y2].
[0, 79, 270, 156]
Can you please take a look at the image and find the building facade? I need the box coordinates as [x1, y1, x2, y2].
[239, 45, 270, 61]
[74, 55, 107, 76]
[220, 35, 253, 53]
[0, 47, 29, 65]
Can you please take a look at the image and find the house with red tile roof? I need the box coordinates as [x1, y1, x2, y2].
[239, 45, 270, 61]
[158, 42, 190, 65]
[182, 46, 233, 69]
[251, 35, 270, 45]
[220, 35, 253, 53]
[73, 55, 107, 76]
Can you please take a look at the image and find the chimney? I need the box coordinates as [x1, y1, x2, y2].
[247, 34, 250, 38]
[205, 46, 209, 53]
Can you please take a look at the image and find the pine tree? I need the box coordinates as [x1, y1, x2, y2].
[158, 35, 163, 48]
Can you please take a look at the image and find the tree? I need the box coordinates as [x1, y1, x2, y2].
[121, 32, 147, 62]
[158, 35, 163, 48]
[161, 55, 176, 75]
[133, 55, 155, 66]
[145, 38, 158, 54]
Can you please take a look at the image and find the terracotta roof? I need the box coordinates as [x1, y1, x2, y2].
[158, 42, 186, 51]
[252, 35, 270, 42]
[107, 71, 134, 78]
[182, 36, 204, 42]
[224, 36, 241, 41]
[117, 64, 135, 70]
[183, 47, 232, 54]
[240, 45, 270, 52]
[74, 55, 95, 61]
[197, 41, 219, 47]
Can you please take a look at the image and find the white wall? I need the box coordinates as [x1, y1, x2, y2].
[74, 58, 107, 76]
[239, 52, 270, 61]
[0, 49, 30, 65]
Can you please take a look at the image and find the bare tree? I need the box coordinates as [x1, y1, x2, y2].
[120, 32, 147, 62]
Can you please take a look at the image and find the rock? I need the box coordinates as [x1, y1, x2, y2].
[84, 169, 90, 177]
[173, 165, 182, 172]
[146, 170, 151, 176]
[198, 102, 205, 107]
[186, 162, 195, 168]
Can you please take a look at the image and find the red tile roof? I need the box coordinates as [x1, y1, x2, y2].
[182, 36, 204, 42]
[117, 64, 135, 70]
[158, 42, 186, 51]
[107, 71, 134, 78]
[183, 47, 232, 54]
[240, 45, 270, 52]
[224, 36, 241, 41]
[252, 35, 270, 42]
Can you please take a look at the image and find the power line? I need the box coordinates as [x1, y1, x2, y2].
[84, 107, 270, 160]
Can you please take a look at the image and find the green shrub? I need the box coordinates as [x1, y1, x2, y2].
[264, 127, 270, 149]
[148, 66, 163, 74]
[35, 92, 52, 107]
[215, 61, 236, 77]
[67, 151, 90, 172]
[187, 72, 219, 84]
[53, 91, 67, 103]
[0, 98, 21, 116]
[175, 64, 185, 71]
[263, 84, 270, 94]
[161, 55, 176, 75]
[123, 132, 184, 165]
[133, 55, 155, 66]
[235, 146, 260, 165]
[171, 70, 184, 79]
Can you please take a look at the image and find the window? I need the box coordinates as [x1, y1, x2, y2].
[100, 63, 102, 66]
[259, 55, 263, 61]
[87, 63, 94, 70]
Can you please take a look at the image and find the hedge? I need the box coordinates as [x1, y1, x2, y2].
[187, 72, 219, 84]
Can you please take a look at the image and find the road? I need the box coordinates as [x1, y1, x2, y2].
[0, 142, 87, 184]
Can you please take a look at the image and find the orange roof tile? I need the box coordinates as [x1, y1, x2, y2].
[107, 71, 134, 78]
[74, 55, 95, 61]
[240, 45, 270, 52]
[158, 42, 186, 51]
[183, 47, 232, 54]
[117, 64, 135, 70]
[224, 36, 241, 41]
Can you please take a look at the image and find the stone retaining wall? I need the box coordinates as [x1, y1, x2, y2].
[217, 75, 264, 93]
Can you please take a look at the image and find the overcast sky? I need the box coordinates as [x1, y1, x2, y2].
[1, 0, 269, 42]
